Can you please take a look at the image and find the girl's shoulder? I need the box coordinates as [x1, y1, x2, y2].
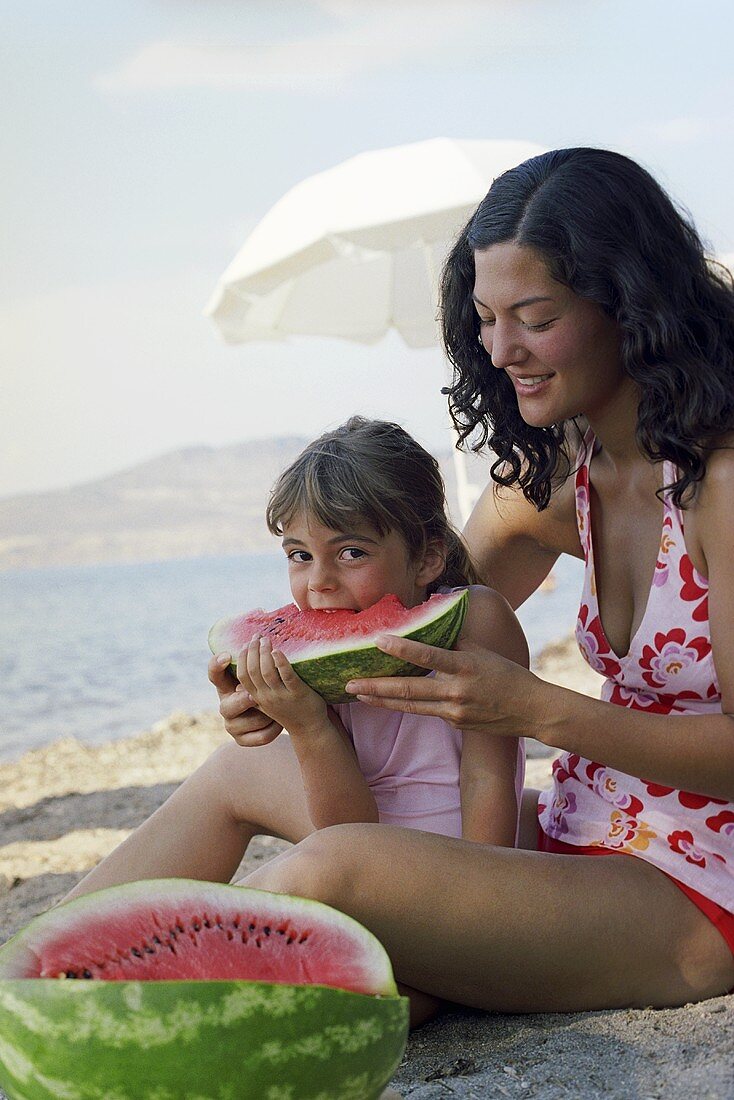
[457, 585, 530, 669]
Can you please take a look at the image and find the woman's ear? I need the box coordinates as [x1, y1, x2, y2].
[415, 541, 447, 587]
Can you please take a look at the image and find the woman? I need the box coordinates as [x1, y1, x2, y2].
[235, 148, 734, 1015]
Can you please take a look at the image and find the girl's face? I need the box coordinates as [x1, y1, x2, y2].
[281, 514, 444, 612]
[473, 242, 633, 428]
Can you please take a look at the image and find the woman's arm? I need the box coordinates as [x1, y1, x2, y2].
[346, 451, 734, 802]
[456, 586, 526, 845]
[347, 640, 734, 800]
[463, 473, 579, 608]
[237, 638, 379, 828]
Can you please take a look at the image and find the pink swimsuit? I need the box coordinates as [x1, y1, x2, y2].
[333, 588, 526, 839]
[333, 693, 526, 839]
[537, 432, 734, 922]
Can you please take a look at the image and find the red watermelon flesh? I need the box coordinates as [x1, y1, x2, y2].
[0, 880, 397, 997]
[208, 589, 469, 703]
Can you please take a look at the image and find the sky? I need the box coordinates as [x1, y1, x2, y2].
[3, 0, 734, 500]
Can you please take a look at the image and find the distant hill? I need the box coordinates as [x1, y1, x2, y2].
[0, 439, 491, 571]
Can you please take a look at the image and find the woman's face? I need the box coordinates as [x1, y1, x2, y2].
[472, 242, 630, 428]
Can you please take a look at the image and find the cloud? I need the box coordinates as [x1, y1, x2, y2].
[94, 2, 494, 94]
[650, 115, 718, 144]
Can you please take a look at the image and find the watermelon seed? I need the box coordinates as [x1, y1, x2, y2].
[248, 922, 256, 932]
[144, 946, 155, 954]
[255, 936, 262, 948]
[131, 948, 143, 958]
[263, 926, 271, 936]
[192, 921, 201, 931]
[82, 970, 93, 979]
[152, 936, 162, 945]
[64, 971, 78, 979]
[226, 930, 234, 941]
[286, 935, 296, 944]
[298, 933, 309, 943]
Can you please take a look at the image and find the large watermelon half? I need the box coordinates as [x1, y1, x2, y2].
[209, 588, 469, 703]
[0, 879, 409, 1100]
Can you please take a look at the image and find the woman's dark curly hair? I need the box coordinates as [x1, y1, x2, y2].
[440, 147, 734, 509]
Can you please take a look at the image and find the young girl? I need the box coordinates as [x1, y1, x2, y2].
[66, 417, 528, 905]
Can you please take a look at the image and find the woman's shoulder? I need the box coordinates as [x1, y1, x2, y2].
[693, 435, 734, 508]
[471, 464, 580, 553]
[684, 436, 734, 572]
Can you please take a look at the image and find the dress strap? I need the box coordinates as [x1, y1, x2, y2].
[573, 428, 596, 559]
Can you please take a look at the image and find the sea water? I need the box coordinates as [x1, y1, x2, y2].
[0, 553, 583, 762]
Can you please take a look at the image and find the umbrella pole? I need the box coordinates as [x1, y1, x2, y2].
[422, 240, 479, 528]
[452, 448, 481, 528]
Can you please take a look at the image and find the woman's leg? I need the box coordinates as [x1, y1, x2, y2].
[241, 823, 734, 1013]
[64, 737, 313, 901]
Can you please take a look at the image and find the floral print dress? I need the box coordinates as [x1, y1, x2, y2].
[537, 433, 734, 914]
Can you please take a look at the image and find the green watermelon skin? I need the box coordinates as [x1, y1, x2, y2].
[292, 587, 468, 702]
[215, 588, 469, 704]
[0, 978, 408, 1100]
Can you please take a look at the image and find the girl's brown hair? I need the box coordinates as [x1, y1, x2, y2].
[266, 416, 479, 592]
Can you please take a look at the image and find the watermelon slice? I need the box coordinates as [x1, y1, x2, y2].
[0, 880, 409, 1100]
[209, 588, 469, 703]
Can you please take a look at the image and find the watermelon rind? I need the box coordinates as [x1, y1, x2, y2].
[0, 979, 408, 1100]
[212, 587, 469, 704]
[0, 881, 409, 1100]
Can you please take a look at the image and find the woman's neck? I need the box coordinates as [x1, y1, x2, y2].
[585, 378, 646, 475]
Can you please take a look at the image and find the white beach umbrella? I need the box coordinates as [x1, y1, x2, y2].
[205, 137, 546, 519]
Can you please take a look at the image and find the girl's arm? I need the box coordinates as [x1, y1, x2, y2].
[237, 638, 379, 828]
[457, 586, 528, 845]
[288, 707, 379, 828]
[460, 733, 519, 845]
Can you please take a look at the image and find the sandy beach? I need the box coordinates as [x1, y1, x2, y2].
[1, 637, 731, 1099]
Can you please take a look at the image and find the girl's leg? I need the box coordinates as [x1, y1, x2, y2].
[64, 738, 313, 902]
[241, 823, 734, 1013]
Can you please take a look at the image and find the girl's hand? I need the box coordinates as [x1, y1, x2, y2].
[236, 637, 329, 736]
[208, 652, 283, 747]
[345, 634, 547, 737]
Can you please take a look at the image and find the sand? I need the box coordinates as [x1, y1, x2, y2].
[0, 637, 731, 1099]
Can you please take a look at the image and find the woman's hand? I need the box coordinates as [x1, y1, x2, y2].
[236, 637, 329, 737]
[208, 652, 283, 747]
[345, 634, 547, 737]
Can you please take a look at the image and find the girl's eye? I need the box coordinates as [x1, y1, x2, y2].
[522, 319, 556, 332]
[287, 550, 311, 563]
[477, 315, 495, 327]
[339, 547, 366, 560]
